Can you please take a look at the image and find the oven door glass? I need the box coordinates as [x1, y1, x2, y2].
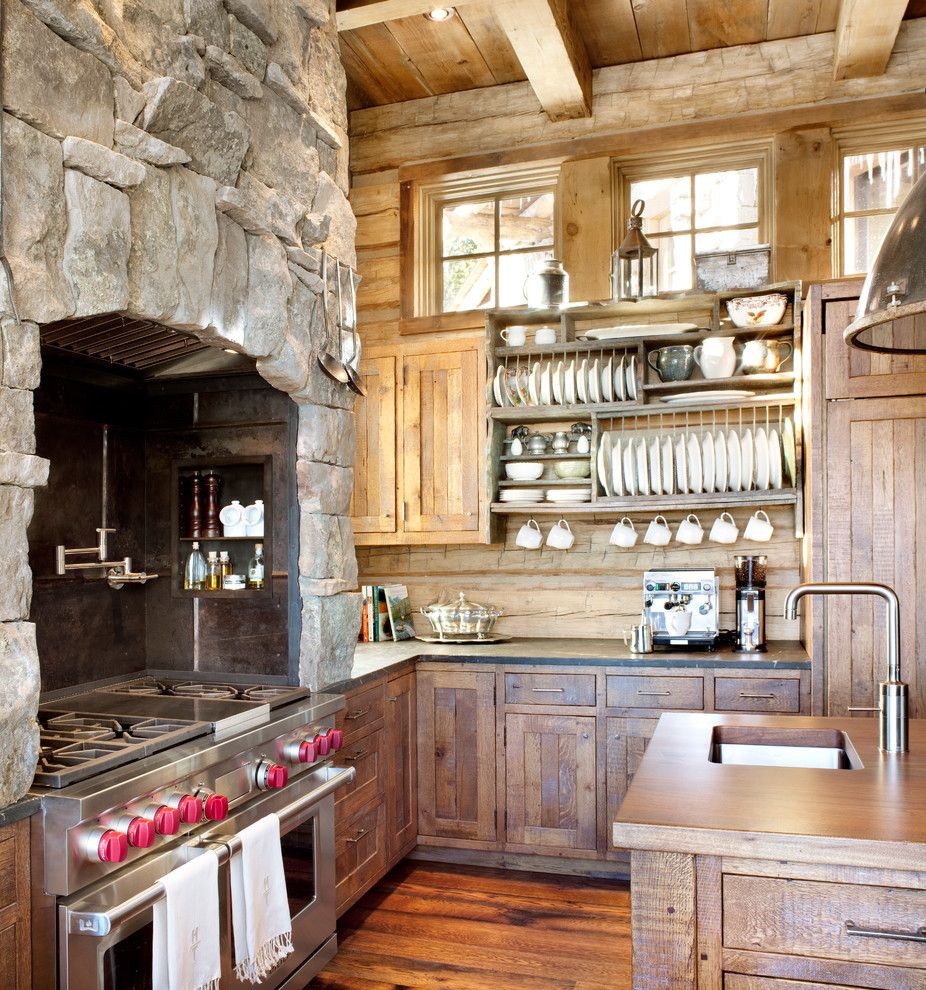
[102, 923, 153, 990]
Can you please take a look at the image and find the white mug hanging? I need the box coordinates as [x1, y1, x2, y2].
[219, 500, 247, 537]
[644, 515, 671, 547]
[515, 518, 543, 549]
[744, 509, 774, 542]
[244, 499, 265, 537]
[709, 511, 739, 544]
[675, 513, 704, 546]
[546, 519, 575, 550]
[610, 516, 638, 548]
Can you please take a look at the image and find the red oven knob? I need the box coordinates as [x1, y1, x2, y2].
[327, 728, 343, 752]
[165, 793, 203, 824]
[314, 733, 331, 757]
[299, 739, 318, 763]
[152, 806, 180, 835]
[203, 794, 229, 821]
[125, 817, 156, 849]
[255, 761, 288, 790]
[99, 830, 128, 863]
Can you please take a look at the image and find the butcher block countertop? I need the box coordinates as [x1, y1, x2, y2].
[614, 712, 926, 871]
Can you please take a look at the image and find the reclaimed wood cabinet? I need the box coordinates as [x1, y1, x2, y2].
[605, 716, 658, 853]
[351, 355, 398, 536]
[0, 819, 32, 990]
[385, 671, 417, 860]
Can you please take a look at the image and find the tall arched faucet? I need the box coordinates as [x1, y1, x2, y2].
[784, 583, 908, 753]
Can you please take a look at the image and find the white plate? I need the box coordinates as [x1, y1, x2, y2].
[636, 438, 650, 496]
[769, 428, 783, 489]
[611, 438, 624, 497]
[755, 427, 770, 491]
[602, 357, 614, 402]
[546, 490, 591, 502]
[616, 356, 626, 401]
[714, 430, 727, 493]
[528, 362, 541, 406]
[675, 436, 688, 494]
[626, 355, 638, 401]
[589, 359, 602, 403]
[687, 434, 703, 494]
[661, 436, 674, 497]
[578, 322, 699, 341]
[783, 418, 796, 486]
[727, 430, 742, 492]
[493, 366, 504, 407]
[623, 442, 637, 496]
[649, 436, 662, 495]
[513, 368, 529, 406]
[564, 360, 576, 405]
[577, 358, 589, 403]
[552, 361, 564, 405]
[701, 432, 715, 494]
[540, 361, 553, 405]
[659, 389, 756, 405]
[741, 428, 754, 490]
[597, 432, 612, 497]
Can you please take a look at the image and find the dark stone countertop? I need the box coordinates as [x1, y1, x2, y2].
[0, 796, 41, 829]
[323, 638, 811, 694]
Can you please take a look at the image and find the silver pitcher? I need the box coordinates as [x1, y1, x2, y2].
[524, 259, 569, 310]
[623, 622, 654, 654]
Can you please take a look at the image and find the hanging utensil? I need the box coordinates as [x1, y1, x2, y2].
[317, 249, 350, 385]
[342, 263, 365, 396]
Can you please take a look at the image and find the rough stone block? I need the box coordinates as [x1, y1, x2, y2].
[114, 76, 146, 123]
[225, 0, 276, 44]
[63, 137, 146, 189]
[228, 15, 267, 78]
[4, 0, 114, 144]
[289, 263, 324, 295]
[286, 246, 321, 274]
[0, 622, 40, 807]
[296, 403, 354, 467]
[216, 173, 305, 246]
[1, 320, 41, 391]
[312, 172, 356, 268]
[0, 390, 35, 456]
[300, 213, 330, 250]
[205, 46, 263, 100]
[184, 0, 230, 49]
[140, 77, 249, 185]
[114, 120, 191, 166]
[205, 214, 248, 347]
[64, 170, 131, 317]
[126, 164, 180, 321]
[265, 61, 309, 117]
[170, 167, 219, 329]
[0, 488, 34, 621]
[256, 325, 310, 395]
[243, 234, 290, 357]
[298, 591, 362, 691]
[0, 452, 49, 489]
[1, 114, 74, 324]
[294, 0, 329, 27]
[268, 6, 311, 96]
[239, 92, 318, 206]
[104, 0, 204, 89]
[296, 460, 353, 515]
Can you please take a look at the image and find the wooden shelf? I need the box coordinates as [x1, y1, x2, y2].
[491, 489, 799, 515]
[491, 394, 796, 423]
[179, 535, 264, 542]
[642, 373, 795, 395]
[490, 402, 641, 422]
[500, 453, 589, 461]
[498, 478, 592, 487]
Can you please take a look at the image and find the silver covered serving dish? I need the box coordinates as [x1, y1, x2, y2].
[420, 591, 502, 640]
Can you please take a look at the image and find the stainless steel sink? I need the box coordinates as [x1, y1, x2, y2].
[709, 726, 863, 770]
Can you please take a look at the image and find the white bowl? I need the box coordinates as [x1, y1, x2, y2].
[505, 461, 544, 481]
[726, 293, 787, 328]
[553, 460, 591, 479]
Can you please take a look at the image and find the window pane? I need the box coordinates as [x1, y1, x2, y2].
[843, 213, 894, 276]
[650, 234, 692, 293]
[441, 199, 495, 256]
[694, 227, 760, 253]
[499, 192, 554, 250]
[442, 257, 495, 311]
[628, 176, 691, 233]
[694, 168, 758, 229]
[498, 251, 552, 307]
[844, 148, 925, 212]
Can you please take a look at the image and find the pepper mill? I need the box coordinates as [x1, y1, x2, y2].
[203, 471, 221, 538]
[188, 472, 202, 539]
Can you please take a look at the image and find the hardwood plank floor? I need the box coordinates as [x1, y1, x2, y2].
[308, 860, 631, 989]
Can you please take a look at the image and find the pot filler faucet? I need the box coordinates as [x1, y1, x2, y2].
[784, 582, 908, 753]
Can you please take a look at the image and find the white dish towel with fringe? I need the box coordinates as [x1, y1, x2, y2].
[153, 849, 222, 990]
[231, 812, 294, 984]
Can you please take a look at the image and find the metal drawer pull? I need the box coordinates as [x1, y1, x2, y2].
[637, 690, 671, 697]
[532, 688, 566, 693]
[739, 692, 777, 700]
[846, 920, 926, 942]
[343, 749, 368, 761]
[346, 827, 369, 845]
[345, 709, 369, 720]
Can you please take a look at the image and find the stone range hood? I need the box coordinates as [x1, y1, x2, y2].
[0, 0, 361, 806]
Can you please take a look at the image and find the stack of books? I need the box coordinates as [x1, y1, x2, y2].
[359, 585, 416, 642]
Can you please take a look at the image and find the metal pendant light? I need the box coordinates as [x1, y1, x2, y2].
[845, 168, 926, 354]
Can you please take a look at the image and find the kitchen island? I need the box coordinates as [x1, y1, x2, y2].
[614, 712, 926, 989]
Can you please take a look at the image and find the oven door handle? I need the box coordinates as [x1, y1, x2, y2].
[67, 765, 355, 938]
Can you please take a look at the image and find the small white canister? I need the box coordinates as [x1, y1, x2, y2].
[219, 500, 247, 538]
[244, 499, 265, 537]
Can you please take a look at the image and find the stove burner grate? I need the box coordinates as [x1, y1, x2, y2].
[168, 682, 240, 700]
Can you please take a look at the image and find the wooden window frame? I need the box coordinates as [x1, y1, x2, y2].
[414, 163, 561, 317]
[612, 141, 772, 294]
[833, 116, 926, 278]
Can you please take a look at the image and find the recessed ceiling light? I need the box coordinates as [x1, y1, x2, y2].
[426, 7, 455, 21]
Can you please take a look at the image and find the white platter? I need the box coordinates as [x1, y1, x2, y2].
[741, 428, 754, 490]
[714, 430, 727, 493]
[701, 431, 715, 494]
[612, 438, 624, 497]
[727, 430, 742, 492]
[659, 389, 756, 405]
[597, 432, 612, 497]
[769, 428, 783, 489]
[675, 436, 688, 494]
[661, 436, 674, 497]
[578, 322, 699, 341]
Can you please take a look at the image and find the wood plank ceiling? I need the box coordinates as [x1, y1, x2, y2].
[339, 0, 926, 111]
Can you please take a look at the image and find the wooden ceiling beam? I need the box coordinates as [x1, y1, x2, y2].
[833, 0, 908, 79]
[336, 0, 488, 32]
[494, 0, 592, 121]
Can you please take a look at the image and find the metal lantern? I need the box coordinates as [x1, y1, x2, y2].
[613, 199, 659, 301]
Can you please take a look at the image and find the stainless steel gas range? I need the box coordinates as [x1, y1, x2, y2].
[29, 672, 355, 990]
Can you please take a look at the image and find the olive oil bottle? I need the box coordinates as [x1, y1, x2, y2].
[183, 542, 206, 590]
[247, 543, 265, 590]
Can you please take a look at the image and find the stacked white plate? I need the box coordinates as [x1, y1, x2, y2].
[546, 487, 591, 503]
[493, 353, 638, 408]
[498, 488, 544, 504]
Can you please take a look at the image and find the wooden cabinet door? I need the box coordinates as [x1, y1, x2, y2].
[0, 820, 31, 990]
[401, 344, 483, 535]
[606, 717, 658, 850]
[417, 669, 496, 841]
[351, 354, 398, 534]
[505, 713, 597, 852]
[385, 671, 417, 861]
[825, 395, 926, 718]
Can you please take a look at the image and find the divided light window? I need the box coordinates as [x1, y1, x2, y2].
[617, 155, 766, 294]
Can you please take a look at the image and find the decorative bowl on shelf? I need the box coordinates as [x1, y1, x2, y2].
[726, 293, 787, 328]
[505, 461, 544, 481]
[553, 460, 591, 479]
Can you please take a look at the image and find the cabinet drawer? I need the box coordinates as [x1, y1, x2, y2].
[715, 677, 800, 713]
[505, 672, 596, 707]
[606, 675, 703, 710]
[336, 681, 386, 741]
[335, 802, 386, 915]
[724, 874, 926, 969]
[334, 727, 386, 821]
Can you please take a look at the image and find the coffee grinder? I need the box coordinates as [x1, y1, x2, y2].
[734, 555, 767, 652]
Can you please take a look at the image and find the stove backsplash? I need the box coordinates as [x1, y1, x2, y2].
[30, 362, 299, 691]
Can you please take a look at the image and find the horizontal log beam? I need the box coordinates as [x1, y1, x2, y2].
[833, 0, 908, 79]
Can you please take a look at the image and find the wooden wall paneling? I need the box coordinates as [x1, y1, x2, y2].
[455, 3, 526, 85]
[558, 156, 614, 303]
[386, 670, 418, 861]
[773, 128, 834, 283]
[766, 0, 821, 40]
[686, 0, 766, 49]
[571, 0, 642, 66]
[351, 354, 399, 535]
[339, 24, 433, 106]
[355, 250, 401, 314]
[631, 0, 691, 58]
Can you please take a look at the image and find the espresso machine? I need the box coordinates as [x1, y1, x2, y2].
[643, 568, 720, 649]
[734, 554, 767, 652]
